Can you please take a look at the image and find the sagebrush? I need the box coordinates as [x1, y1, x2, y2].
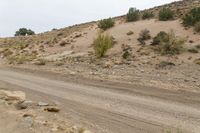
[152, 31, 185, 55]
[159, 8, 174, 21]
[98, 18, 115, 31]
[182, 7, 200, 26]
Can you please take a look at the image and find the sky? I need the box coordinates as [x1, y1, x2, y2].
[0, 0, 178, 37]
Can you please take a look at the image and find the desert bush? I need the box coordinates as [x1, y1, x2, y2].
[152, 31, 185, 55]
[98, 18, 115, 31]
[182, 7, 200, 26]
[194, 22, 200, 33]
[15, 28, 35, 36]
[126, 8, 140, 22]
[137, 29, 151, 45]
[159, 8, 174, 21]
[93, 34, 113, 57]
[152, 31, 168, 45]
[142, 11, 154, 19]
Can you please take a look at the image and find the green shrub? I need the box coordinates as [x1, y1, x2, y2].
[152, 31, 185, 55]
[137, 29, 151, 45]
[98, 18, 115, 31]
[126, 8, 140, 22]
[159, 8, 174, 21]
[194, 22, 200, 33]
[142, 11, 154, 20]
[15, 28, 35, 36]
[152, 31, 168, 45]
[93, 34, 113, 57]
[182, 7, 200, 26]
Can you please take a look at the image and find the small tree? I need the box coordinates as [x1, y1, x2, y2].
[159, 8, 174, 21]
[93, 34, 113, 57]
[15, 28, 35, 36]
[126, 8, 140, 22]
[98, 18, 115, 31]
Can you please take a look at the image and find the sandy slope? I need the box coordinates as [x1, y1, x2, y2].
[1, 68, 200, 133]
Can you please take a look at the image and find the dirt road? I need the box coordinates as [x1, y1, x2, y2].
[0, 69, 200, 133]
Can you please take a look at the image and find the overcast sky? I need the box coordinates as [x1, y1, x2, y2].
[0, 0, 178, 37]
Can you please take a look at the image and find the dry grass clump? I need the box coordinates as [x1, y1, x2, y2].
[93, 34, 113, 58]
[137, 29, 151, 45]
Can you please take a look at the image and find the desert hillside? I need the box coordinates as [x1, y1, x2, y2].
[0, 0, 200, 91]
[1, 0, 200, 133]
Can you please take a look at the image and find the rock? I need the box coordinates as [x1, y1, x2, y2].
[23, 113, 35, 118]
[83, 130, 92, 133]
[0, 90, 26, 102]
[114, 60, 123, 65]
[69, 71, 76, 75]
[126, 31, 134, 35]
[15, 101, 28, 110]
[38, 102, 49, 106]
[103, 61, 113, 68]
[44, 106, 60, 112]
[23, 116, 34, 127]
[74, 33, 82, 38]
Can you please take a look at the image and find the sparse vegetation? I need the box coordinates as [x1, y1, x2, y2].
[126, 8, 140, 22]
[0, 48, 13, 57]
[98, 18, 115, 31]
[137, 29, 151, 45]
[15, 28, 35, 36]
[142, 11, 154, 20]
[93, 34, 113, 58]
[159, 8, 174, 21]
[152, 31, 185, 55]
[182, 7, 200, 27]
[8, 54, 36, 64]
